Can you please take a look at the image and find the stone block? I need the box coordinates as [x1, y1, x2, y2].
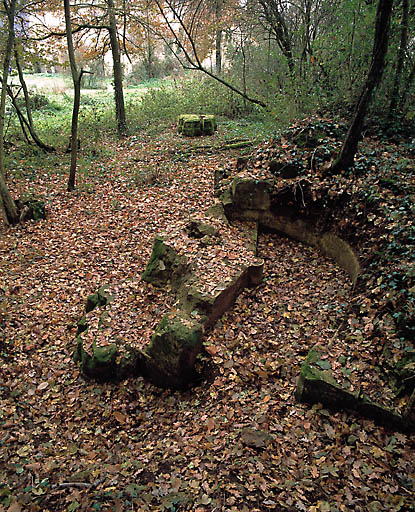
[178, 114, 217, 136]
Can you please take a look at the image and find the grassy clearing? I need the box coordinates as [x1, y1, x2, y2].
[5, 74, 289, 175]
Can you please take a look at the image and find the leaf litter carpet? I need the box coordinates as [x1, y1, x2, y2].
[1, 132, 415, 511]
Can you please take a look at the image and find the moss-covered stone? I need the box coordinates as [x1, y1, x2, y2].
[177, 114, 217, 137]
[76, 315, 88, 336]
[231, 178, 271, 211]
[219, 189, 233, 209]
[201, 115, 216, 135]
[75, 336, 118, 381]
[296, 348, 411, 431]
[141, 235, 189, 290]
[185, 220, 219, 239]
[296, 359, 359, 410]
[143, 311, 203, 388]
[85, 285, 112, 313]
[16, 195, 47, 221]
[206, 202, 228, 222]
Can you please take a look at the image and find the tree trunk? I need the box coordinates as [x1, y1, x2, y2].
[144, 1, 155, 79]
[13, 49, 56, 152]
[399, 60, 415, 111]
[64, 0, 82, 192]
[215, 29, 222, 75]
[257, 0, 295, 77]
[107, 0, 127, 136]
[388, 0, 409, 118]
[331, 0, 394, 173]
[0, 0, 19, 225]
[214, 0, 223, 75]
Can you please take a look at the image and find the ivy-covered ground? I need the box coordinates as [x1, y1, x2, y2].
[1, 118, 415, 511]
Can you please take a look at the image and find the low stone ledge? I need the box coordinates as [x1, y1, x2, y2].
[231, 177, 272, 211]
[296, 348, 414, 432]
[179, 259, 263, 328]
[259, 213, 360, 285]
[139, 212, 263, 387]
[221, 177, 360, 285]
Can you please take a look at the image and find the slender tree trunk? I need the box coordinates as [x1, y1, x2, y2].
[144, 1, 155, 79]
[399, 60, 415, 110]
[13, 50, 56, 152]
[107, 0, 127, 136]
[258, 0, 295, 77]
[3, 81, 31, 143]
[388, 0, 408, 118]
[215, 29, 222, 75]
[331, 0, 394, 173]
[240, 31, 247, 109]
[215, 1, 223, 75]
[0, 0, 19, 225]
[64, 0, 82, 192]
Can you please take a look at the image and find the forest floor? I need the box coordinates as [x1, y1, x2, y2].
[1, 122, 415, 512]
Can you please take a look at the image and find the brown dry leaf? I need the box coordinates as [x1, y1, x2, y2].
[113, 411, 128, 424]
[206, 418, 215, 432]
[114, 498, 124, 512]
[24, 463, 41, 472]
[324, 424, 335, 439]
[205, 345, 218, 356]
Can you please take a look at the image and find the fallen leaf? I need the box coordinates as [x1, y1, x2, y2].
[113, 411, 128, 424]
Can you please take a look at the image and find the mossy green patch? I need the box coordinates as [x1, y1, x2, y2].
[141, 235, 189, 289]
[177, 114, 217, 136]
[85, 285, 112, 313]
[141, 236, 168, 284]
[76, 315, 88, 336]
[186, 220, 218, 239]
[76, 337, 118, 380]
[145, 311, 203, 388]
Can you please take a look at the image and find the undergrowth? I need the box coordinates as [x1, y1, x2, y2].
[5, 74, 290, 172]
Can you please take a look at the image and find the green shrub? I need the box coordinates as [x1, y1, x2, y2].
[127, 74, 266, 133]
